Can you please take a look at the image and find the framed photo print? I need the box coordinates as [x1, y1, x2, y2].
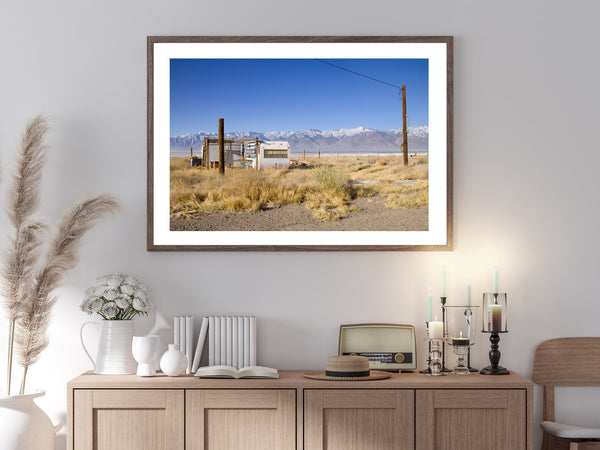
[148, 36, 452, 251]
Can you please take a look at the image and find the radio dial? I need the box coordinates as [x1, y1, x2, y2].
[394, 353, 405, 363]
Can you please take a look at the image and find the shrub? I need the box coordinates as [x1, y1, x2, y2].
[311, 165, 353, 195]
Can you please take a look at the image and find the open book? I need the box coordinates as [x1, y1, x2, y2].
[194, 365, 279, 379]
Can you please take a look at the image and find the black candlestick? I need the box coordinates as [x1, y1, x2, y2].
[440, 297, 451, 372]
[480, 332, 509, 375]
[467, 347, 478, 372]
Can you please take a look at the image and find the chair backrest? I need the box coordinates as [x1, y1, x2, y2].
[532, 337, 600, 386]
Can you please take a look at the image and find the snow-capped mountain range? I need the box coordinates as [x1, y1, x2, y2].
[170, 126, 428, 154]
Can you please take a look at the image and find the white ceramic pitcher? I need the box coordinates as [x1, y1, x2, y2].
[80, 320, 137, 374]
[0, 390, 63, 450]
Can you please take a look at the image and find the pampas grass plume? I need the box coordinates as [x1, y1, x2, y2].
[0, 114, 120, 394]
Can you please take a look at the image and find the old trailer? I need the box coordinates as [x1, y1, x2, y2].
[246, 141, 290, 170]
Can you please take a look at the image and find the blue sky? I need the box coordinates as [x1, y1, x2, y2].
[170, 58, 428, 136]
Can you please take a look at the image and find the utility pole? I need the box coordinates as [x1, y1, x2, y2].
[218, 118, 225, 174]
[402, 85, 408, 166]
[203, 137, 208, 168]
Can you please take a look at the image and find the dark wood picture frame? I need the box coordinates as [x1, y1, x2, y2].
[148, 36, 453, 251]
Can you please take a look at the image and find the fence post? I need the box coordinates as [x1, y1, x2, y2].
[255, 138, 259, 170]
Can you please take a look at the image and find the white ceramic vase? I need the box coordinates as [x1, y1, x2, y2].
[132, 335, 162, 376]
[160, 344, 188, 376]
[80, 320, 137, 374]
[0, 390, 62, 450]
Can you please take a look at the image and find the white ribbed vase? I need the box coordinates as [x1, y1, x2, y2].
[0, 390, 62, 450]
[81, 320, 137, 374]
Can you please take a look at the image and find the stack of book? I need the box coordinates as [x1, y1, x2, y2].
[175, 315, 257, 374]
[173, 316, 194, 373]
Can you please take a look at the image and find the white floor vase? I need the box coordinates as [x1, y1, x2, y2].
[0, 390, 62, 450]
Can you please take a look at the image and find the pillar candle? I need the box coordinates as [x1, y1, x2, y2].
[429, 320, 444, 340]
[452, 331, 470, 346]
[489, 304, 503, 332]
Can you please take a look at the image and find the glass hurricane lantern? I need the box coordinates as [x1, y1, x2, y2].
[444, 305, 479, 375]
[480, 293, 510, 375]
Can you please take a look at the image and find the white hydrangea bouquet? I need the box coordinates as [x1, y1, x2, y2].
[80, 273, 152, 320]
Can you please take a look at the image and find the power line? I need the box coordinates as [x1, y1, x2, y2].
[314, 58, 410, 165]
[314, 59, 403, 91]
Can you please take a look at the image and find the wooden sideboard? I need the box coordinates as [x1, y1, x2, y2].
[67, 370, 532, 450]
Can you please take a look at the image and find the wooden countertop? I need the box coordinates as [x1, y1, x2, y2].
[68, 370, 532, 390]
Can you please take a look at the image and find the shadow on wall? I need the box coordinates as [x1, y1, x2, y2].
[56, 433, 66, 450]
[260, 316, 340, 369]
[56, 412, 67, 450]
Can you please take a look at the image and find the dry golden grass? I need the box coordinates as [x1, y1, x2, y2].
[170, 154, 428, 221]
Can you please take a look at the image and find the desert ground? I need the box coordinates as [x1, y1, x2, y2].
[169, 154, 428, 232]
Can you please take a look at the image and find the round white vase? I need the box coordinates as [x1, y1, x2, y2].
[0, 390, 62, 450]
[160, 344, 188, 376]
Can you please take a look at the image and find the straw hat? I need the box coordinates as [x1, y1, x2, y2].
[304, 355, 391, 381]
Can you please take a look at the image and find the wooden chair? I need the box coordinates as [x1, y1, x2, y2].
[532, 337, 600, 450]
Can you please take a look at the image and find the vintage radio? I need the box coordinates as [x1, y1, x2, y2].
[338, 323, 417, 372]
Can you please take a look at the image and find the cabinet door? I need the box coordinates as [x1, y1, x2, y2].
[304, 389, 414, 450]
[186, 389, 296, 450]
[416, 389, 527, 450]
[73, 389, 184, 450]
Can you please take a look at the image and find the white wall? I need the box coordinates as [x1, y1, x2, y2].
[1, 0, 599, 448]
